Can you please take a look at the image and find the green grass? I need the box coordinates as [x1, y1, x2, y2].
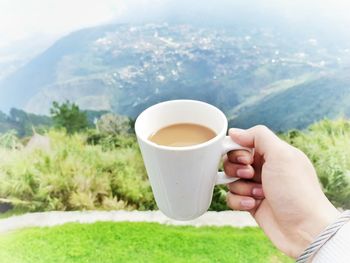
[0, 222, 291, 263]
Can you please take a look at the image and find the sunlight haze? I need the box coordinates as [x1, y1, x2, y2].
[1, 0, 350, 48]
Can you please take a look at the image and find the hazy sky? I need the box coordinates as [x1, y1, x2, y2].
[1, 0, 350, 48]
[0, 0, 121, 47]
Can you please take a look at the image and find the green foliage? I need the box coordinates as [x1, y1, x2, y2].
[86, 129, 136, 151]
[0, 130, 155, 212]
[50, 101, 89, 134]
[282, 118, 350, 208]
[0, 223, 291, 263]
[210, 182, 228, 211]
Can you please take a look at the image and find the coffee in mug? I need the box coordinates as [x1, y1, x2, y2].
[148, 123, 216, 147]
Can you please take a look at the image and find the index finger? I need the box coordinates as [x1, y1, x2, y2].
[229, 125, 283, 158]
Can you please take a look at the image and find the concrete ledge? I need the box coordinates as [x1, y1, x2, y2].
[0, 210, 257, 233]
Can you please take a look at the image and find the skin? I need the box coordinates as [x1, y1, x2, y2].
[224, 125, 340, 258]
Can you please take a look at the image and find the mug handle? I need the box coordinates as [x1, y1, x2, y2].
[216, 136, 254, 185]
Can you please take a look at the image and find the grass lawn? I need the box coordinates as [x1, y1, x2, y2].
[0, 222, 292, 263]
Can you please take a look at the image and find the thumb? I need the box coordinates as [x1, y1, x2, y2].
[229, 125, 283, 157]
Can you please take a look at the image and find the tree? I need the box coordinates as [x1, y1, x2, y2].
[96, 113, 131, 135]
[50, 101, 89, 134]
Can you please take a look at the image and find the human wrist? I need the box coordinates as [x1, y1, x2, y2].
[294, 202, 340, 258]
[297, 210, 350, 263]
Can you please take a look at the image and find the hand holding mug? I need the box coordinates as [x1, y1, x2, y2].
[225, 126, 340, 258]
[136, 102, 341, 259]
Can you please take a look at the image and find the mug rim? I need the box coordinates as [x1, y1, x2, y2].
[135, 99, 228, 151]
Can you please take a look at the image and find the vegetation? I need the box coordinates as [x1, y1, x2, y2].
[0, 130, 155, 212]
[282, 119, 350, 208]
[97, 113, 132, 135]
[0, 117, 349, 213]
[0, 222, 291, 263]
[50, 101, 89, 134]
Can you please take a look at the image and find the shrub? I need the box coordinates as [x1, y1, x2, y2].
[282, 118, 350, 208]
[96, 113, 131, 135]
[0, 130, 156, 212]
[86, 129, 136, 151]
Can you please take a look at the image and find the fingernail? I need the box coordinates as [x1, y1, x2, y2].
[240, 199, 255, 208]
[236, 168, 252, 178]
[252, 187, 264, 197]
[237, 156, 250, 164]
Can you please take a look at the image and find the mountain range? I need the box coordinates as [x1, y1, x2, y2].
[0, 23, 350, 131]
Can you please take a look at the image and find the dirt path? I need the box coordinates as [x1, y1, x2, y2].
[0, 210, 257, 233]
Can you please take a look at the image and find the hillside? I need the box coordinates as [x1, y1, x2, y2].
[0, 23, 350, 130]
[229, 75, 350, 131]
[0, 112, 16, 133]
[0, 25, 118, 112]
[0, 109, 52, 136]
[0, 108, 108, 137]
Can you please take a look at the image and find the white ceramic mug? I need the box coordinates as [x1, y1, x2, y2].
[135, 100, 252, 220]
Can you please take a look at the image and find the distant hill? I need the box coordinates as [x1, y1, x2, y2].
[0, 25, 119, 112]
[0, 109, 52, 136]
[0, 111, 16, 133]
[229, 75, 350, 131]
[0, 108, 108, 137]
[0, 23, 350, 131]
